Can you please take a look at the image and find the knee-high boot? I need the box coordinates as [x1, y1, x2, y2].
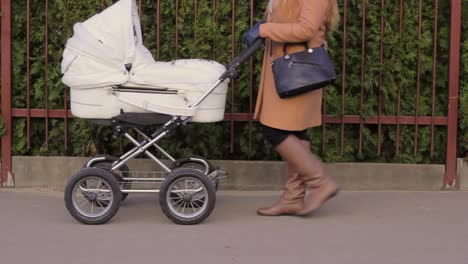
[256, 161, 305, 216]
[275, 135, 339, 216]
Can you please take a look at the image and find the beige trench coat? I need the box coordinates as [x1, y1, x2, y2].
[254, 0, 331, 131]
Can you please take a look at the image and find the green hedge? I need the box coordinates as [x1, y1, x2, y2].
[6, 0, 467, 162]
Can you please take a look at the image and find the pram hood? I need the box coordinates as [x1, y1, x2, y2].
[61, 0, 225, 89]
[61, 0, 142, 88]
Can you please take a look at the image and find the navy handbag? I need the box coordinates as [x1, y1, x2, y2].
[272, 44, 336, 99]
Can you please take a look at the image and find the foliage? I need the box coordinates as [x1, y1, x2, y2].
[8, 0, 467, 162]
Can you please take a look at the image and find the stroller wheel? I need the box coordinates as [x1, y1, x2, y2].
[83, 155, 131, 202]
[159, 168, 216, 225]
[64, 168, 122, 225]
[170, 156, 219, 191]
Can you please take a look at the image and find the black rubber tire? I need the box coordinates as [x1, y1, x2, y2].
[159, 168, 216, 225]
[83, 155, 130, 201]
[170, 156, 219, 191]
[64, 168, 122, 225]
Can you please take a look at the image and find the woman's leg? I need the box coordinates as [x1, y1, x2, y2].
[257, 126, 305, 216]
[275, 135, 338, 216]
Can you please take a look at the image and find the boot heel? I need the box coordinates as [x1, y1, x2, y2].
[296, 183, 339, 216]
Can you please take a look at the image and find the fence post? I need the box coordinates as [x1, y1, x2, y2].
[1, 0, 12, 187]
[444, 0, 461, 189]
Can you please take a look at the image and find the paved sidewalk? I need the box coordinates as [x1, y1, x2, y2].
[0, 189, 467, 264]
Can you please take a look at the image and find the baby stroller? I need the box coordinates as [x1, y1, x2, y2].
[62, 0, 262, 225]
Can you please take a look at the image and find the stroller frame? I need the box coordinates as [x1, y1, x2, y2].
[86, 86, 227, 194]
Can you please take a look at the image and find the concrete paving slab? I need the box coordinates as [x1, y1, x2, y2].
[0, 189, 467, 264]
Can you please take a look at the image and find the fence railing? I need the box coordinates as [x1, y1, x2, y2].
[0, 0, 463, 188]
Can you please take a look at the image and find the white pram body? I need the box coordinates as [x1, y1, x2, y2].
[61, 0, 228, 123]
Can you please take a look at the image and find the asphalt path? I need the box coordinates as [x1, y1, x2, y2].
[1, 189, 467, 264]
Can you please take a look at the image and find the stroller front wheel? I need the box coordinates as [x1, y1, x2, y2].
[64, 168, 122, 225]
[159, 168, 216, 225]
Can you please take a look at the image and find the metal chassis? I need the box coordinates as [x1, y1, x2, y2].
[85, 80, 229, 194]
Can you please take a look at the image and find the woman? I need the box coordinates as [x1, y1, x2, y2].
[242, 0, 340, 216]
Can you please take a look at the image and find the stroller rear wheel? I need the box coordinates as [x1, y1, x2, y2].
[170, 156, 219, 191]
[64, 168, 122, 225]
[159, 168, 216, 225]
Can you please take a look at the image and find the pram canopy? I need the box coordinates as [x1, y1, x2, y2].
[61, 0, 228, 122]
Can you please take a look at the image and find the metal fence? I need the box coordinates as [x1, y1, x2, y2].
[0, 0, 463, 188]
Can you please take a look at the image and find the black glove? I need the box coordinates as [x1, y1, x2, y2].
[242, 19, 266, 47]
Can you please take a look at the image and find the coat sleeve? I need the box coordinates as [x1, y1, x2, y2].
[259, 0, 328, 43]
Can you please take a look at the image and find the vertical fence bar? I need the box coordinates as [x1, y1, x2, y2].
[156, 0, 160, 60]
[1, 0, 12, 186]
[194, 0, 198, 43]
[64, 90, 68, 152]
[175, 0, 179, 59]
[340, 0, 348, 156]
[212, 0, 217, 59]
[430, 0, 439, 157]
[63, 0, 69, 152]
[26, 0, 31, 149]
[230, 0, 236, 153]
[414, 0, 423, 156]
[44, 0, 49, 149]
[138, 0, 142, 16]
[321, 90, 327, 153]
[444, 0, 461, 188]
[396, 0, 403, 156]
[248, 0, 254, 154]
[377, 0, 385, 156]
[358, 0, 366, 156]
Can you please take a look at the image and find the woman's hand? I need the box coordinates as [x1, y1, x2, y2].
[242, 20, 266, 47]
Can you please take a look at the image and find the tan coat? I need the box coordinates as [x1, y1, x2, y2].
[254, 0, 331, 131]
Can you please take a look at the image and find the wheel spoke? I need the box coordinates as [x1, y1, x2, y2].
[96, 199, 105, 208]
[175, 199, 184, 212]
[171, 198, 183, 207]
[189, 201, 197, 213]
[74, 196, 87, 204]
[99, 189, 111, 200]
[78, 197, 89, 208]
[191, 195, 206, 203]
[96, 179, 103, 189]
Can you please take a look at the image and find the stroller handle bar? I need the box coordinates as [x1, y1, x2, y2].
[220, 39, 265, 82]
[228, 39, 265, 70]
[190, 39, 264, 109]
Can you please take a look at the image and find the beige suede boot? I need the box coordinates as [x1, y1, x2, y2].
[257, 161, 305, 216]
[275, 135, 338, 216]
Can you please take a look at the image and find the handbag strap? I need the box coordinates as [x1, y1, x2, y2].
[282, 43, 309, 56]
[273, 42, 329, 57]
[269, 42, 309, 58]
